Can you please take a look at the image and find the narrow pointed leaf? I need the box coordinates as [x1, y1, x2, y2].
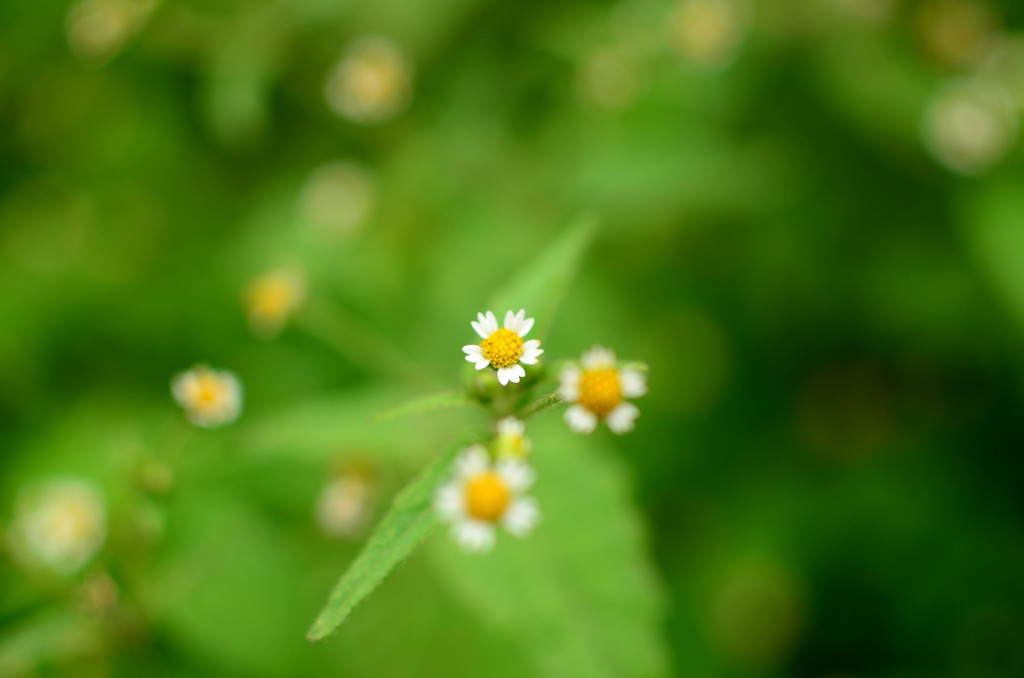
[488, 216, 597, 338]
[306, 443, 462, 640]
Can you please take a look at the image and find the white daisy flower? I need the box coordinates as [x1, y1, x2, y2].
[171, 365, 243, 428]
[434, 444, 540, 553]
[315, 474, 372, 538]
[462, 309, 544, 386]
[493, 416, 533, 459]
[243, 266, 307, 339]
[9, 478, 107, 575]
[559, 345, 647, 435]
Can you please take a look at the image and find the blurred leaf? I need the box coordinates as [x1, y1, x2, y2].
[962, 180, 1024, 332]
[0, 609, 103, 677]
[307, 441, 463, 640]
[144, 489, 322, 678]
[241, 384, 486, 463]
[374, 390, 477, 421]
[425, 416, 670, 678]
[488, 216, 597, 339]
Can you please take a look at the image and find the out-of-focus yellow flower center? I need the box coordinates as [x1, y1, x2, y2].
[464, 471, 510, 522]
[578, 368, 623, 417]
[494, 434, 527, 460]
[192, 374, 227, 411]
[350, 57, 402, 107]
[43, 501, 93, 543]
[480, 328, 523, 368]
[249, 278, 294, 319]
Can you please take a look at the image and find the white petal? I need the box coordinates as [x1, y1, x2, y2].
[473, 357, 491, 370]
[455, 520, 495, 553]
[504, 310, 518, 332]
[496, 367, 512, 386]
[582, 345, 616, 370]
[497, 417, 525, 436]
[456, 445, 490, 478]
[434, 483, 464, 520]
[483, 311, 499, 335]
[605, 402, 640, 434]
[511, 364, 526, 381]
[619, 369, 648, 398]
[518, 315, 535, 338]
[471, 320, 488, 340]
[463, 344, 483, 355]
[558, 368, 581, 402]
[501, 497, 540, 538]
[496, 458, 535, 492]
[519, 340, 543, 365]
[564, 404, 598, 434]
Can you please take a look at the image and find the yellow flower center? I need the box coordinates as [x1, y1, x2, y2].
[192, 374, 227, 411]
[249, 279, 294, 319]
[463, 471, 510, 522]
[578, 368, 623, 417]
[479, 328, 523, 369]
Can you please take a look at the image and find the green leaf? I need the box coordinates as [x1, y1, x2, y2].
[374, 390, 478, 422]
[306, 442, 464, 640]
[424, 416, 670, 678]
[488, 216, 597, 339]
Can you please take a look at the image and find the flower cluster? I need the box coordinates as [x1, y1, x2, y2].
[440, 309, 648, 552]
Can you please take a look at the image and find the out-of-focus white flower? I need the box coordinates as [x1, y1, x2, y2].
[315, 474, 372, 538]
[9, 479, 107, 575]
[324, 36, 413, 125]
[463, 310, 543, 386]
[434, 445, 540, 553]
[559, 346, 647, 435]
[171, 365, 243, 428]
[915, 0, 998, 68]
[65, 0, 157, 62]
[243, 266, 307, 339]
[577, 47, 645, 110]
[923, 78, 1017, 174]
[666, 0, 750, 70]
[299, 161, 375, 243]
[493, 416, 532, 460]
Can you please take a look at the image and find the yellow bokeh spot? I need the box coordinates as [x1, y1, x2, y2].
[464, 471, 510, 522]
[578, 368, 623, 417]
[480, 328, 523, 369]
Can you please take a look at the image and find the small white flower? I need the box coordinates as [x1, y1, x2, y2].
[9, 478, 107, 575]
[315, 475, 372, 538]
[923, 78, 1017, 174]
[171, 365, 243, 428]
[559, 345, 647, 435]
[493, 416, 533, 459]
[243, 266, 307, 338]
[434, 445, 540, 553]
[324, 36, 413, 125]
[462, 309, 543, 386]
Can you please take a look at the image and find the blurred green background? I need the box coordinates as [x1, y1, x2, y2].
[2, 0, 1024, 676]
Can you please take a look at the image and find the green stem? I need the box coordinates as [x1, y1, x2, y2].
[518, 391, 563, 419]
